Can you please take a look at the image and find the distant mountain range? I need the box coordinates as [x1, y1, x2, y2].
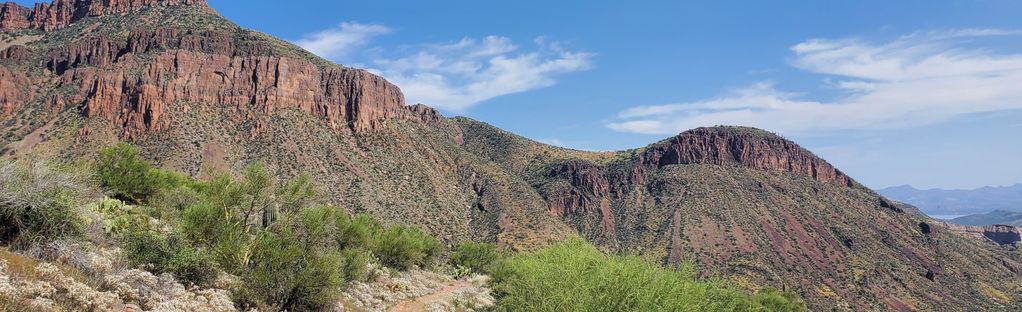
[878, 184, 1022, 216]
[949, 210, 1022, 227]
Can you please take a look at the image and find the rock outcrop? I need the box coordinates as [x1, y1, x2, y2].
[946, 223, 1022, 246]
[6, 22, 440, 137]
[543, 160, 616, 244]
[0, 65, 29, 117]
[639, 126, 855, 186]
[1, 0, 208, 31]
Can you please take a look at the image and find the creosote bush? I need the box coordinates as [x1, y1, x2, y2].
[488, 237, 806, 312]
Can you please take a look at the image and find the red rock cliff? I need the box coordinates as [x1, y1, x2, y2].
[1, 0, 207, 31]
[640, 127, 855, 187]
[36, 27, 434, 137]
[543, 160, 617, 246]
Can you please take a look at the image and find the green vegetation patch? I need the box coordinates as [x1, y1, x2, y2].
[489, 237, 806, 312]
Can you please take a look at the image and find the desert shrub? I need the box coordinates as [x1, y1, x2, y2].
[122, 230, 218, 286]
[0, 162, 85, 247]
[147, 185, 199, 218]
[753, 287, 808, 311]
[95, 143, 189, 204]
[335, 212, 380, 250]
[450, 241, 500, 274]
[89, 197, 152, 235]
[178, 202, 249, 274]
[488, 237, 806, 312]
[340, 248, 372, 282]
[242, 220, 344, 311]
[276, 172, 316, 214]
[371, 225, 440, 270]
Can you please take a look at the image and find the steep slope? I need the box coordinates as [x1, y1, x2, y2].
[1, 1, 1021, 311]
[457, 120, 1022, 311]
[0, 0, 570, 249]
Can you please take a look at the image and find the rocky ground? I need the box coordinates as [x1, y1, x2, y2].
[339, 269, 493, 312]
[0, 243, 235, 312]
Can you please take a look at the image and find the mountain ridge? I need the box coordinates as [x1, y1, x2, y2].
[2, 1, 1022, 310]
[879, 184, 1022, 216]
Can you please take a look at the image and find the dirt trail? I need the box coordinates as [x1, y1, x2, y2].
[387, 280, 473, 312]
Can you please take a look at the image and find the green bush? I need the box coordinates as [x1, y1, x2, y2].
[122, 230, 218, 286]
[242, 222, 344, 311]
[371, 225, 440, 270]
[0, 162, 85, 247]
[95, 143, 188, 204]
[340, 248, 372, 282]
[450, 241, 500, 274]
[178, 202, 249, 274]
[488, 237, 806, 312]
[335, 213, 380, 250]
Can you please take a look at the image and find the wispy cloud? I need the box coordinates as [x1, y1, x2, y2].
[296, 23, 593, 112]
[538, 138, 566, 147]
[608, 29, 1022, 135]
[369, 36, 593, 112]
[295, 22, 391, 60]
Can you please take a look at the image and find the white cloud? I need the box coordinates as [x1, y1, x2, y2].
[608, 29, 1022, 135]
[295, 22, 391, 60]
[370, 36, 593, 111]
[538, 138, 566, 146]
[296, 22, 592, 112]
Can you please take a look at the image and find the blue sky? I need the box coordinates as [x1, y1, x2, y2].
[16, 0, 1022, 189]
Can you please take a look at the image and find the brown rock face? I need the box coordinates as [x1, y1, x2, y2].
[640, 127, 855, 186]
[544, 160, 616, 244]
[0, 2, 32, 30]
[28, 27, 437, 137]
[0, 45, 29, 62]
[0, 65, 29, 117]
[947, 223, 1022, 245]
[1, 0, 207, 31]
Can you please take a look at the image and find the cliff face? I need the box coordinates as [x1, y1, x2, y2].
[543, 160, 617, 246]
[946, 223, 1022, 246]
[1, 3, 439, 138]
[1, 0, 207, 31]
[640, 127, 854, 187]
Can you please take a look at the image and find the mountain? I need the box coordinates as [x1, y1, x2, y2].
[951, 210, 1022, 227]
[2, 1, 1022, 310]
[879, 184, 1022, 216]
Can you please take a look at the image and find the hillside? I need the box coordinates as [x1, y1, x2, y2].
[879, 184, 1022, 216]
[1, 0, 1022, 311]
[952, 210, 1022, 227]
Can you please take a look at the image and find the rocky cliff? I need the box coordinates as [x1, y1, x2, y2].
[639, 126, 854, 186]
[946, 223, 1022, 246]
[1, 0, 207, 31]
[0, 1, 439, 139]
